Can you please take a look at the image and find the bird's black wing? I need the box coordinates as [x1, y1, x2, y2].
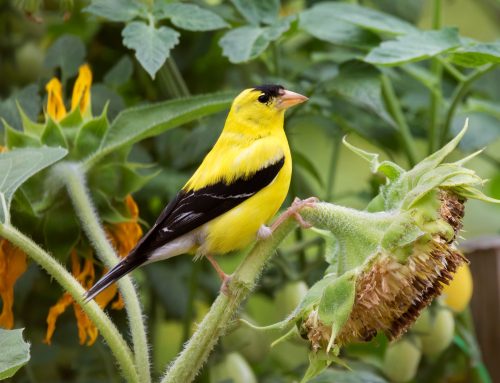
[135, 156, 285, 256]
[84, 156, 285, 302]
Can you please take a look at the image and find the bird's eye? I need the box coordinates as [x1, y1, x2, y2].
[258, 94, 270, 104]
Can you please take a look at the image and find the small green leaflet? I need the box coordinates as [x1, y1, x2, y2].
[0, 328, 30, 379]
[0, 146, 67, 223]
[122, 21, 180, 79]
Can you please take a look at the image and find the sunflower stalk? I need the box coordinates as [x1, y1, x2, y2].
[161, 219, 297, 383]
[55, 162, 151, 383]
[0, 223, 139, 383]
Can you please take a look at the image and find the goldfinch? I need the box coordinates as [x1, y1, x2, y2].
[84, 85, 308, 301]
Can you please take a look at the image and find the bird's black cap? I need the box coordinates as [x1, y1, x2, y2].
[253, 84, 285, 98]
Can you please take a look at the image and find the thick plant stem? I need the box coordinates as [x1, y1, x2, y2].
[161, 220, 297, 383]
[57, 163, 151, 383]
[440, 63, 496, 145]
[381, 74, 418, 166]
[0, 223, 139, 383]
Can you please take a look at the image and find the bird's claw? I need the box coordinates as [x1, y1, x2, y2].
[271, 197, 318, 231]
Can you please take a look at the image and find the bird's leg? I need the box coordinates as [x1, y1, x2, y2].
[206, 254, 232, 295]
[270, 197, 319, 232]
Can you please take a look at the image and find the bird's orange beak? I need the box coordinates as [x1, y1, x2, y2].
[278, 89, 308, 110]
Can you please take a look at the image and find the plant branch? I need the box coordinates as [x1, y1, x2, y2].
[0, 223, 139, 383]
[428, 0, 443, 154]
[441, 63, 497, 146]
[56, 162, 151, 383]
[380, 73, 418, 166]
[161, 219, 297, 383]
[437, 57, 466, 82]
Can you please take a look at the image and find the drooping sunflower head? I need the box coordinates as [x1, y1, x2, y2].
[285, 122, 499, 355]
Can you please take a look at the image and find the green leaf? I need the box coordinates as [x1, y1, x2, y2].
[92, 91, 234, 166]
[365, 28, 461, 66]
[44, 35, 86, 81]
[41, 118, 68, 148]
[4, 121, 40, 149]
[59, 106, 83, 128]
[450, 41, 500, 67]
[327, 61, 395, 127]
[219, 18, 293, 63]
[122, 21, 180, 79]
[91, 84, 125, 121]
[310, 367, 389, 383]
[104, 56, 134, 87]
[0, 85, 41, 131]
[289, 275, 337, 321]
[0, 146, 67, 223]
[219, 26, 269, 63]
[301, 351, 332, 383]
[73, 111, 109, 159]
[88, 162, 155, 199]
[308, 2, 417, 35]
[299, 5, 379, 47]
[17, 103, 44, 137]
[43, 201, 80, 261]
[318, 272, 356, 345]
[84, 0, 145, 22]
[231, 0, 279, 25]
[0, 328, 30, 379]
[154, 3, 228, 31]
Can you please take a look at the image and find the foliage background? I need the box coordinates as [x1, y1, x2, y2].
[0, 0, 499, 382]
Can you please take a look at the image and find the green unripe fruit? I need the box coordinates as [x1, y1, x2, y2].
[210, 352, 257, 383]
[411, 307, 431, 335]
[382, 338, 422, 382]
[420, 308, 455, 357]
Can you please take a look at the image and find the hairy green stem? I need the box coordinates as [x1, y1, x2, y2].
[380, 74, 418, 166]
[441, 63, 496, 145]
[158, 58, 190, 99]
[161, 220, 297, 383]
[428, 0, 443, 154]
[56, 162, 151, 383]
[0, 223, 139, 383]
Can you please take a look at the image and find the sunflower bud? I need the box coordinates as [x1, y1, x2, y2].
[278, 123, 499, 379]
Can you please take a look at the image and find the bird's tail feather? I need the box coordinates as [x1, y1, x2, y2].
[83, 258, 142, 303]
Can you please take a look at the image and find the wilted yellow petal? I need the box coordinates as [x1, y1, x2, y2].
[73, 303, 99, 346]
[44, 292, 73, 344]
[107, 195, 143, 257]
[45, 251, 98, 345]
[46, 78, 67, 122]
[71, 64, 92, 114]
[0, 240, 27, 329]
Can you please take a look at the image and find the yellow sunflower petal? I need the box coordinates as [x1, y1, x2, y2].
[0, 240, 27, 329]
[107, 195, 143, 257]
[45, 78, 67, 122]
[73, 303, 99, 346]
[71, 64, 92, 114]
[44, 292, 73, 344]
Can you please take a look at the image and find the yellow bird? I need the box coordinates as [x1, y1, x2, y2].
[84, 85, 308, 301]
